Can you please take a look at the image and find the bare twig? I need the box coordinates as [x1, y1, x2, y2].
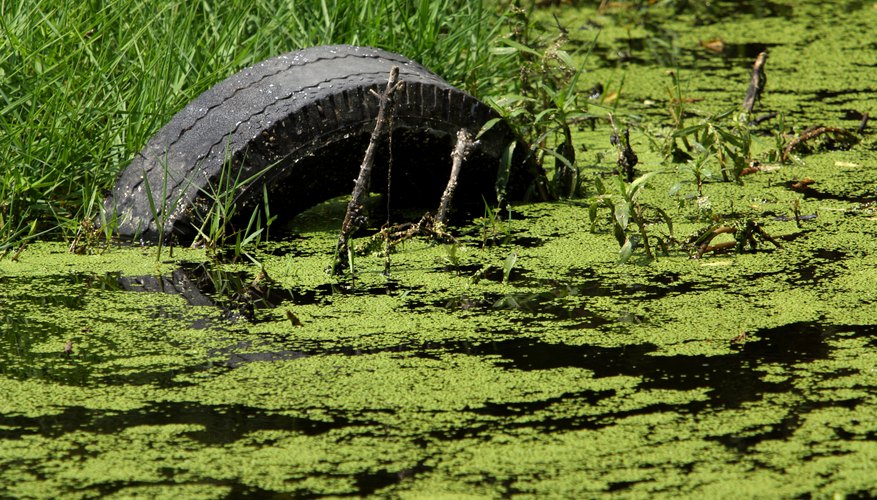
[363, 213, 456, 256]
[436, 129, 476, 226]
[747, 220, 782, 250]
[695, 225, 736, 258]
[10, 242, 27, 262]
[376, 130, 472, 268]
[333, 67, 404, 275]
[782, 126, 859, 162]
[363, 129, 473, 270]
[694, 221, 781, 258]
[750, 111, 778, 126]
[742, 51, 768, 114]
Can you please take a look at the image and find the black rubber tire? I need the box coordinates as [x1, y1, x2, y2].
[105, 45, 537, 241]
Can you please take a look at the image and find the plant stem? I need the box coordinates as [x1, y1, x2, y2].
[333, 66, 404, 275]
[436, 129, 476, 226]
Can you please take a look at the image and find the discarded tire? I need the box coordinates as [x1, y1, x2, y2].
[105, 45, 537, 241]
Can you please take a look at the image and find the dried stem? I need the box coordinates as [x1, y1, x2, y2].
[332, 67, 404, 275]
[694, 221, 782, 258]
[782, 126, 859, 162]
[436, 129, 476, 226]
[742, 51, 768, 114]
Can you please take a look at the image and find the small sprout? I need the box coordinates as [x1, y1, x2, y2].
[251, 268, 269, 286]
[470, 264, 493, 285]
[286, 310, 303, 327]
[791, 198, 803, 228]
[441, 243, 462, 268]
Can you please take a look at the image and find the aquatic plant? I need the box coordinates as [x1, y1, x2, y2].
[667, 109, 753, 183]
[142, 160, 172, 262]
[4, 2, 877, 498]
[191, 154, 276, 263]
[484, 4, 596, 199]
[472, 198, 513, 248]
[589, 172, 673, 263]
[670, 147, 716, 199]
[502, 250, 518, 284]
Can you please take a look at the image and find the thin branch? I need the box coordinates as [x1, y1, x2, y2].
[436, 129, 476, 226]
[782, 125, 859, 162]
[332, 66, 404, 275]
[742, 51, 768, 114]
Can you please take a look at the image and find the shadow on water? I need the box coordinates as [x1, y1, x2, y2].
[6, 267, 877, 496]
[0, 401, 354, 444]
[788, 184, 876, 204]
[114, 262, 419, 322]
[88, 466, 425, 498]
[459, 322, 829, 409]
[210, 321, 877, 416]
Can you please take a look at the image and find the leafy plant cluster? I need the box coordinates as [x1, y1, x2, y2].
[589, 172, 673, 263]
[478, 3, 836, 265]
[484, 3, 597, 200]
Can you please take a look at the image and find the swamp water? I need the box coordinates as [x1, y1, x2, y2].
[3, 1, 877, 497]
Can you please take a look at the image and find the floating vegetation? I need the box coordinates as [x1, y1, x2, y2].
[3, 0, 877, 498]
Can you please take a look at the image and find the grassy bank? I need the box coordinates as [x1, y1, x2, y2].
[0, 0, 505, 250]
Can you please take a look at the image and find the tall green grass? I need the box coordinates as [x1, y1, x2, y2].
[0, 0, 507, 250]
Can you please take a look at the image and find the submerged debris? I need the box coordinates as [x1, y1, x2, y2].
[691, 220, 782, 258]
[782, 126, 859, 161]
[742, 51, 768, 114]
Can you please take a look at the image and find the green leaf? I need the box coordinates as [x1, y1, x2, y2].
[672, 124, 705, 138]
[613, 221, 626, 247]
[588, 202, 598, 231]
[502, 251, 518, 284]
[614, 200, 630, 230]
[618, 237, 634, 263]
[499, 38, 542, 57]
[651, 205, 674, 236]
[555, 49, 576, 68]
[489, 47, 518, 56]
[533, 108, 557, 123]
[496, 141, 516, 204]
[629, 171, 659, 198]
[594, 176, 606, 195]
[476, 117, 502, 139]
[614, 174, 629, 199]
[543, 148, 573, 168]
[714, 108, 736, 121]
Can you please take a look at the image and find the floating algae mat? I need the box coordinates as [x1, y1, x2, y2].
[3, 1, 877, 498]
